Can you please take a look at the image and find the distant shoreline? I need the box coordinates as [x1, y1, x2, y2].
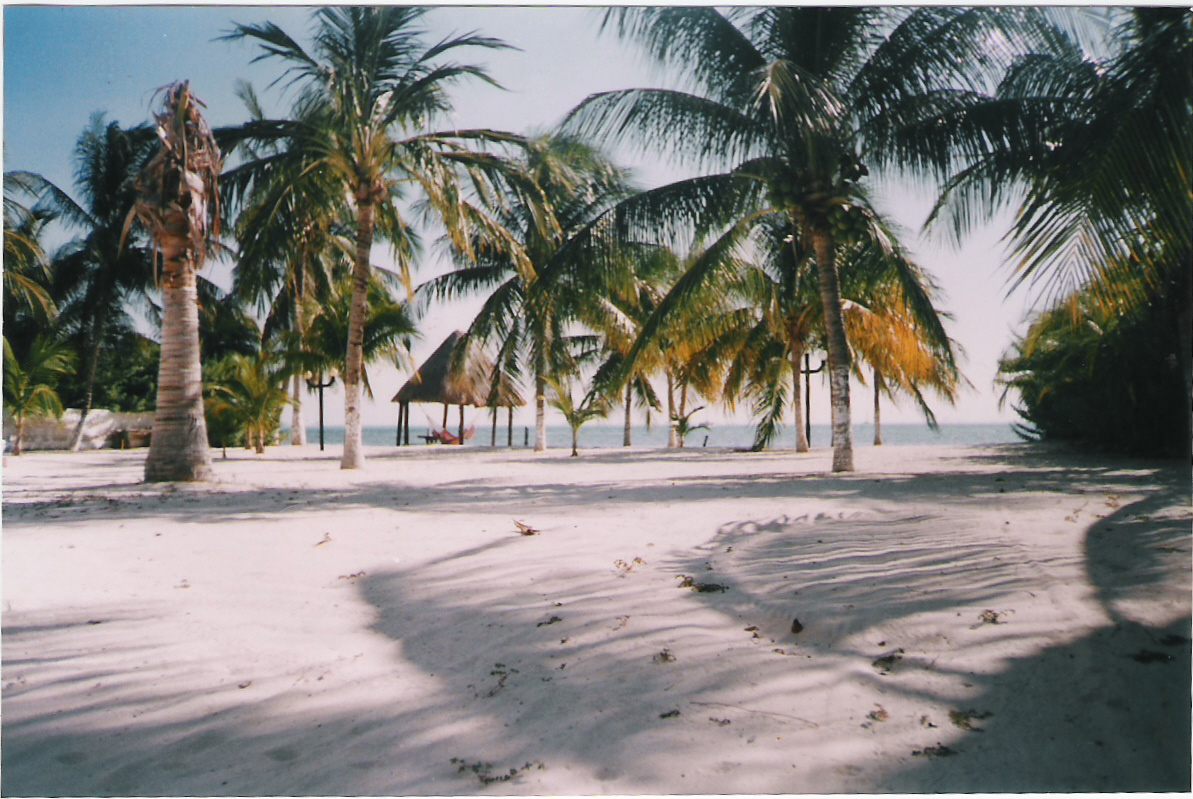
[306, 421, 1023, 449]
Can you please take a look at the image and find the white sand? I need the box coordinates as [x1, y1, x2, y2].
[2, 442, 1189, 795]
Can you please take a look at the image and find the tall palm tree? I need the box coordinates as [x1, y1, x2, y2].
[566, 7, 1059, 471]
[222, 7, 514, 469]
[589, 247, 673, 446]
[228, 81, 346, 447]
[130, 81, 222, 483]
[17, 117, 158, 450]
[420, 133, 632, 452]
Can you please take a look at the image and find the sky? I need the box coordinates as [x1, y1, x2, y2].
[3, 4, 1044, 432]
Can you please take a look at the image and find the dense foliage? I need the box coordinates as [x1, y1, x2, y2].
[999, 278, 1188, 457]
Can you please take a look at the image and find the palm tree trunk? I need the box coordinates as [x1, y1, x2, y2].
[623, 381, 633, 447]
[666, 371, 676, 448]
[571, 425, 579, 456]
[811, 224, 853, 472]
[69, 318, 104, 452]
[14, 415, 25, 456]
[873, 369, 883, 446]
[341, 197, 375, 470]
[534, 352, 547, 452]
[291, 288, 307, 446]
[290, 374, 306, 446]
[677, 382, 688, 449]
[791, 342, 809, 453]
[144, 242, 213, 482]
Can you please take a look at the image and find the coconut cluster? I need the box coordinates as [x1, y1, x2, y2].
[765, 152, 870, 231]
[826, 203, 869, 238]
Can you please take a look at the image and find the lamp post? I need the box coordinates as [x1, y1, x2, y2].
[801, 353, 826, 445]
[305, 370, 336, 451]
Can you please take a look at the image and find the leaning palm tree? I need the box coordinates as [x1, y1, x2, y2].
[129, 81, 222, 483]
[566, 7, 1061, 470]
[222, 7, 514, 469]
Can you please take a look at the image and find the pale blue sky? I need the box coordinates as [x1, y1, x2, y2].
[3, 5, 1037, 431]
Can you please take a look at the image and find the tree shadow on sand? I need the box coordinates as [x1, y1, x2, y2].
[3, 445, 1188, 794]
[692, 473, 1191, 792]
[879, 478, 1191, 792]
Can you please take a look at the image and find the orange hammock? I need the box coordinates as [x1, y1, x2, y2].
[437, 425, 476, 445]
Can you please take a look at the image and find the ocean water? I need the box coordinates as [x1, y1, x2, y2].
[306, 422, 1022, 450]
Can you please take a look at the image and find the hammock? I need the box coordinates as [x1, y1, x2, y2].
[439, 425, 476, 445]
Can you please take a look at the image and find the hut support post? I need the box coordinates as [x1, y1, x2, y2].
[491, 406, 497, 447]
[508, 406, 513, 448]
[442, 403, 449, 431]
[458, 404, 465, 445]
[403, 402, 410, 445]
[396, 403, 403, 446]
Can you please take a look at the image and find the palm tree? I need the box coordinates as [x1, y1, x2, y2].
[420, 133, 632, 452]
[3, 336, 75, 455]
[18, 117, 158, 450]
[3, 172, 57, 327]
[929, 7, 1192, 452]
[205, 350, 292, 454]
[222, 7, 513, 470]
[195, 277, 262, 364]
[302, 268, 418, 404]
[835, 220, 963, 440]
[671, 404, 711, 448]
[130, 81, 222, 483]
[547, 375, 610, 456]
[228, 81, 346, 447]
[997, 263, 1186, 456]
[566, 7, 1059, 471]
[588, 245, 677, 447]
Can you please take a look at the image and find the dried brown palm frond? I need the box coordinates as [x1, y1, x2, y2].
[126, 81, 223, 285]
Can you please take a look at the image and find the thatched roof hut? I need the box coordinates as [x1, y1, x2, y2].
[391, 332, 525, 445]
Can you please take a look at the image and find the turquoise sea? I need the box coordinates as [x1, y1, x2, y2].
[307, 422, 1022, 450]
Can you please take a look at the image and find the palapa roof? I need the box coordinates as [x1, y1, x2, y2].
[391, 331, 525, 408]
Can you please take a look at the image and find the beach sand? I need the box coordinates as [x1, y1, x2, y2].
[2, 442, 1189, 795]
